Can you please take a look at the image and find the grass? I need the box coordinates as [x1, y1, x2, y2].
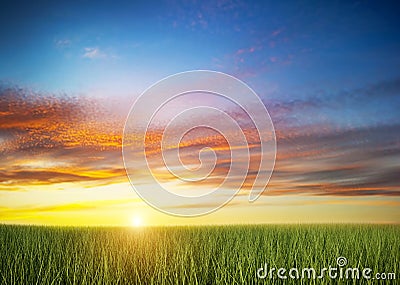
[0, 224, 399, 284]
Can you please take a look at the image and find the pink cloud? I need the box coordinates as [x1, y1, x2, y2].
[269, 56, 278, 63]
[236, 48, 246, 55]
[235, 46, 259, 56]
[269, 41, 276, 48]
[271, 28, 283, 37]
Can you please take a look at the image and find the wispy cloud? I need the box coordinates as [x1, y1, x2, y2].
[0, 85, 124, 189]
[271, 28, 284, 37]
[1, 78, 399, 198]
[82, 47, 106, 59]
[54, 39, 71, 48]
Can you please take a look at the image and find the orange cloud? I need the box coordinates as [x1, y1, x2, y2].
[1, 84, 399, 200]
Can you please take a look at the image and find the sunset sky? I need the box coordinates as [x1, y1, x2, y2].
[0, 0, 399, 226]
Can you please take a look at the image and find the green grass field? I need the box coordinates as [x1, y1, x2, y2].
[0, 224, 398, 284]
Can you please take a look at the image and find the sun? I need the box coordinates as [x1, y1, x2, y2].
[131, 215, 143, 227]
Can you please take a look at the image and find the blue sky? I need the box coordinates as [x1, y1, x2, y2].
[0, 0, 399, 225]
[1, 0, 399, 97]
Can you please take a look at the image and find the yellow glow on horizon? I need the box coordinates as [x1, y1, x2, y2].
[131, 215, 143, 227]
[0, 180, 399, 226]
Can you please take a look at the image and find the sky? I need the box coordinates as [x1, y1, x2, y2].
[0, 0, 399, 226]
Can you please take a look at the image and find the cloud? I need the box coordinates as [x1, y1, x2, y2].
[55, 39, 71, 48]
[0, 198, 140, 215]
[0, 85, 120, 152]
[82, 47, 105, 59]
[0, 167, 126, 189]
[264, 76, 400, 132]
[271, 28, 284, 37]
[0, 85, 125, 189]
[1, 78, 399, 198]
[133, 77, 400, 198]
[235, 46, 258, 56]
[135, 115, 400, 198]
